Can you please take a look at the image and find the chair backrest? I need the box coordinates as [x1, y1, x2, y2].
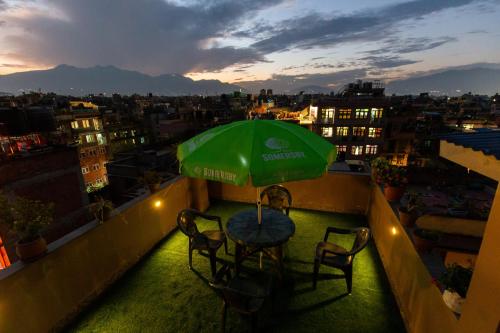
[260, 185, 292, 215]
[350, 227, 371, 255]
[177, 209, 201, 238]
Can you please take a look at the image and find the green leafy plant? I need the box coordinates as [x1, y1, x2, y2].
[439, 264, 473, 298]
[379, 165, 408, 187]
[0, 192, 54, 243]
[88, 196, 114, 223]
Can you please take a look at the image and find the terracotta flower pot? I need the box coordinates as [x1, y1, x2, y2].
[148, 183, 160, 193]
[398, 207, 417, 227]
[16, 236, 47, 262]
[384, 185, 405, 202]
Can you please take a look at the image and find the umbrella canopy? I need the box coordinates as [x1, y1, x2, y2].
[177, 120, 336, 187]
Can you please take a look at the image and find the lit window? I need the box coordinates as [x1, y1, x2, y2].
[336, 145, 347, 152]
[336, 126, 349, 136]
[322, 127, 333, 137]
[371, 108, 383, 119]
[96, 133, 106, 145]
[92, 163, 100, 171]
[366, 145, 378, 155]
[86, 134, 95, 143]
[82, 119, 90, 128]
[140, 137, 145, 144]
[355, 109, 369, 119]
[81, 166, 89, 174]
[321, 108, 335, 123]
[71, 121, 79, 129]
[93, 119, 101, 130]
[353, 126, 365, 136]
[351, 145, 363, 155]
[338, 109, 351, 119]
[368, 127, 382, 138]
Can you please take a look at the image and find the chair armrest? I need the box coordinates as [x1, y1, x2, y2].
[323, 226, 353, 242]
[196, 211, 223, 231]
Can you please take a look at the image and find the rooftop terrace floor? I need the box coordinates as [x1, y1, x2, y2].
[67, 201, 406, 333]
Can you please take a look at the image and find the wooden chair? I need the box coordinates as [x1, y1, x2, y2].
[313, 226, 371, 293]
[260, 185, 292, 216]
[210, 264, 272, 332]
[177, 209, 228, 277]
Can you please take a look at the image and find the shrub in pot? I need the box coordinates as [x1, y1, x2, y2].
[398, 191, 422, 227]
[439, 264, 473, 314]
[370, 157, 389, 184]
[142, 171, 162, 193]
[88, 196, 114, 223]
[412, 228, 439, 252]
[0, 192, 54, 262]
[380, 165, 408, 202]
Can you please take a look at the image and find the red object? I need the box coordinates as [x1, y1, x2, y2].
[0, 236, 11, 269]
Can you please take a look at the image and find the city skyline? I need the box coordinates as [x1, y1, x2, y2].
[0, 0, 500, 91]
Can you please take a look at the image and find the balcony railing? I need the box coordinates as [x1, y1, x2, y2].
[1, 172, 492, 333]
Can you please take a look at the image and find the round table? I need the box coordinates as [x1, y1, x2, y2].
[226, 208, 295, 277]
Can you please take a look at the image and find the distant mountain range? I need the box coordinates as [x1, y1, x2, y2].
[0, 65, 240, 96]
[385, 67, 500, 96]
[0, 64, 499, 96]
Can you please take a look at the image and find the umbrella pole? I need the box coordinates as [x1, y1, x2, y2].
[257, 186, 262, 225]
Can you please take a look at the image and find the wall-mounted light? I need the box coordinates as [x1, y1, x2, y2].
[154, 200, 162, 209]
[391, 227, 397, 235]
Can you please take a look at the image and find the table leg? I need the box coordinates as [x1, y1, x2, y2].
[235, 243, 242, 276]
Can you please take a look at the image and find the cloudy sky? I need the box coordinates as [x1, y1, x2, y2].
[1, 0, 499, 90]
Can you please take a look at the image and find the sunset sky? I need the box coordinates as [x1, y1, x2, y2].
[1, 0, 499, 89]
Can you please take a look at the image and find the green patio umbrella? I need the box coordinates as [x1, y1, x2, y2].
[177, 120, 336, 223]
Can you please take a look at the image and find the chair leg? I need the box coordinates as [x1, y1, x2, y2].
[221, 301, 227, 333]
[312, 259, 320, 289]
[188, 245, 193, 270]
[251, 313, 258, 333]
[224, 239, 228, 255]
[344, 265, 353, 294]
[209, 249, 217, 277]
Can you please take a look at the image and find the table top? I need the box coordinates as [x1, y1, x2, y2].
[226, 208, 295, 247]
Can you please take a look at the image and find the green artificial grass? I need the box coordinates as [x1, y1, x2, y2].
[67, 201, 406, 333]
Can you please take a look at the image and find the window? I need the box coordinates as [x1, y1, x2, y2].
[82, 119, 90, 128]
[366, 145, 378, 155]
[93, 119, 101, 130]
[351, 145, 363, 155]
[355, 108, 369, 119]
[368, 127, 382, 138]
[86, 134, 95, 143]
[322, 127, 333, 137]
[92, 163, 100, 171]
[371, 108, 383, 119]
[81, 166, 89, 174]
[336, 126, 349, 136]
[338, 109, 351, 119]
[336, 145, 347, 152]
[321, 108, 335, 123]
[71, 121, 79, 129]
[96, 133, 106, 145]
[353, 126, 365, 136]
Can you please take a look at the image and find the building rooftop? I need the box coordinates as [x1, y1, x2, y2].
[441, 129, 500, 159]
[67, 201, 405, 333]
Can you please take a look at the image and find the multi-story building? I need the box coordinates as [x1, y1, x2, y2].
[312, 81, 387, 161]
[55, 101, 109, 192]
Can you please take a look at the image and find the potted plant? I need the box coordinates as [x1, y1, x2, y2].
[380, 165, 408, 202]
[143, 170, 162, 193]
[88, 196, 114, 223]
[412, 228, 440, 252]
[398, 191, 422, 227]
[439, 264, 473, 314]
[0, 192, 54, 262]
[370, 157, 389, 184]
